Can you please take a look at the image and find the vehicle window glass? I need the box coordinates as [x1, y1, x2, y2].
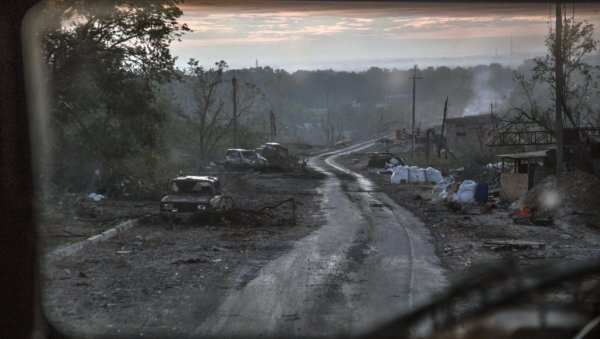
[241, 151, 255, 158]
[172, 181, 212, 195]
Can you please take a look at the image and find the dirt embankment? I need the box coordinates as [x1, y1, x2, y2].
[42, 170, 326, 337]
[336, 153, 600, 283]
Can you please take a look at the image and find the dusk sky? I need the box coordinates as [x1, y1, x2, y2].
[170, 1, 600, 71]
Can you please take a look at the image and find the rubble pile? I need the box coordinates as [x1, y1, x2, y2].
[512, 170, 600, 226]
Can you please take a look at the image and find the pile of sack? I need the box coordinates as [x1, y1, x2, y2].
[388, 164, 488, 204]
[390, 166, 443, 184]
[432, 178, 488, 204]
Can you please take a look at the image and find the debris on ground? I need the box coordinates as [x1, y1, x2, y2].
[367, 152, 397, 168]
[335, 151, 600, 285]
[42, 170, 325, 335]
[483, 239, 546, 251]
[510, 170, 600, 226]
[185, 198, 297, 228]
[87, 193, 106, 202]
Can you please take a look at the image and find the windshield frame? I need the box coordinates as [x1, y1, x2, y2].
[169, 179, 215, 196]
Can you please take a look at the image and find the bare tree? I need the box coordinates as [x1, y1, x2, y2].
[183, 59, 264, 159]
[509, 12, 598, 130]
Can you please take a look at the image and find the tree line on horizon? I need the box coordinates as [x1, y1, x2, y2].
[36, 0, 600, 195]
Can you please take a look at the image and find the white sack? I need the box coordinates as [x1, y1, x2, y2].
[425, 167, 443, 183]
[452, 180, 477, 203]
[408, 166, 420, 183]
[415, 168, 426, 183]
[390, 165, 409, 184]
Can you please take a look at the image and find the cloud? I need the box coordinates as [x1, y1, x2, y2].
[171, 1, 600, 70]
[184, 18, 236, 32]
[382, 15, 552, 39]
[180, 11, 375, 45]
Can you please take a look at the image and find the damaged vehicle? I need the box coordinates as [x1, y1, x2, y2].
[160, 176, 233, 220]
[255, 142, 302, 170]
[224, 148, 268, 169]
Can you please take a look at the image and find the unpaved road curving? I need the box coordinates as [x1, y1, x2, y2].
[192, 140, 447, 337]
[42, 140, 447, 338]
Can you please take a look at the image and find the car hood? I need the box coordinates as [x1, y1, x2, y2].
[161, 194, 211, 204]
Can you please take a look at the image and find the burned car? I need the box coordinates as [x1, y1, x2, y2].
[224, 148, 268, 169]
[255, 142, 300, 170]
[160, 176, 232, 219]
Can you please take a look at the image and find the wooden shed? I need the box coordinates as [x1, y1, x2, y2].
[495, 149, 551, 201]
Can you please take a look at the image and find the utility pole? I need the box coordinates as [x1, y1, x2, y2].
[269, 110, 276, 141]
[555, 3, 565, 174]
[232, 76, 238, 148]
[439, 96, 448, 159]
[409, 64, 421, 159]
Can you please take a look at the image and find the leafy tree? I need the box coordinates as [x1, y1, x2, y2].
[40, 0, 189, 192]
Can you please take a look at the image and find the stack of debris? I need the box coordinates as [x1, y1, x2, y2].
[510, 170, 600, 227]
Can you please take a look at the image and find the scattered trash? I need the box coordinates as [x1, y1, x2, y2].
[483, 239, 546, 251]
[433, 177, 454, 199]
[509, 204, 532, 224]
[530, 216, 553, 226]
[448, 167, 464, 179]
[87, 193, 106, 202]
[510, 170, 600, 227]
[367, 152, 396, 168]
[388, 157, 401, 167]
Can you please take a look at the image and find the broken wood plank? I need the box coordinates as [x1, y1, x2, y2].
[483, 239, 546, 251]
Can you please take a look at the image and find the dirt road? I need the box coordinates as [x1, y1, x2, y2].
[43, 140, 447, 338]
[193, 140, 447, 337]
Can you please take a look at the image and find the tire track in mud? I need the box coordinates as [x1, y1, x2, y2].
[321, 141, 417, 309]
[191, 140, 445, 337]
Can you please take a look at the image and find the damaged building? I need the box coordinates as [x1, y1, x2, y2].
[444, 114, 497, 158]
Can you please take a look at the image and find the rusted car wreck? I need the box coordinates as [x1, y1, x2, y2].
[160, 176, 233, 220]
